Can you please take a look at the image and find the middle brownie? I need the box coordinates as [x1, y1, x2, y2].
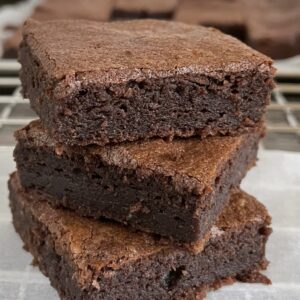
[14, 120, 262, 250]
[20, 19, 274, 146]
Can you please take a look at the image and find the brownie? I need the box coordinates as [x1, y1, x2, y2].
[175, 0, 246, 40]
[2, 0, 113, 58]
[33, 0, 114, 22]
[19, 19, 274, 146]
[175, 0, 300, 60]
[9, 172, 272, 300]
[112, 0, 179, 20]
[244, 0, 300, 59]
[14, 120, 262, 249]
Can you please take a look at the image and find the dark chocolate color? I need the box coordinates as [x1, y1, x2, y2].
[9, 173, 271, 300]
[19, 19, 274, 146]
[14, 120, 262, 248]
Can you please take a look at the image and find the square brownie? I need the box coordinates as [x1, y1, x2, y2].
[112, 0, 179, 20]
[9, 173, 271, 300]
[20, 19, 274, 146]
[14, 120, 262, 249]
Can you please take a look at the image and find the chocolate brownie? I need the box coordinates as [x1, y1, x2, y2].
[2, 0, 113, 58]
[175, 0, 300, 59]
[112, 0, 179, 20]
[33, 0, 114, 22]
[19, 19, 275, 146]
[244, 0, 300, 59]
[14, 120, 262, 249]
[175, 0, 246, 40]
[9, 173, 272, 300]
[0, 0, 21, 4]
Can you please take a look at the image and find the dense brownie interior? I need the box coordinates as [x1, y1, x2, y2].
[19, 19, 274, 146]
[14, 120, 262, 247]
[9, 173, 271, 300]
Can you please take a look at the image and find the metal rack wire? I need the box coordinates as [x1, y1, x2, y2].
[0, 59, 300, 151]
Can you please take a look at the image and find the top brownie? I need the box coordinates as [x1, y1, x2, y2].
[20, 19, 275, 146]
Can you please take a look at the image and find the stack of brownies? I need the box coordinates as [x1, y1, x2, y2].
[9, 19, 275, 299]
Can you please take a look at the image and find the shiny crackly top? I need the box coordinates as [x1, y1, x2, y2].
[11, 173, 269, 287]
[15, 120, 260, 192]
[22, 19, 273, 84]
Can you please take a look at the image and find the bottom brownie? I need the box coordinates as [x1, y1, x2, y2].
[9, 173, 271, 300]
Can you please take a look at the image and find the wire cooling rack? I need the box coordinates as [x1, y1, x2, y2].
[0, 59, 300, 151]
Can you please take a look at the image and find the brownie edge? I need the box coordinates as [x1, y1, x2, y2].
[20, 19, 274, 146]
[14, 120, 263, 249]
[9, 172, 271, 300]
